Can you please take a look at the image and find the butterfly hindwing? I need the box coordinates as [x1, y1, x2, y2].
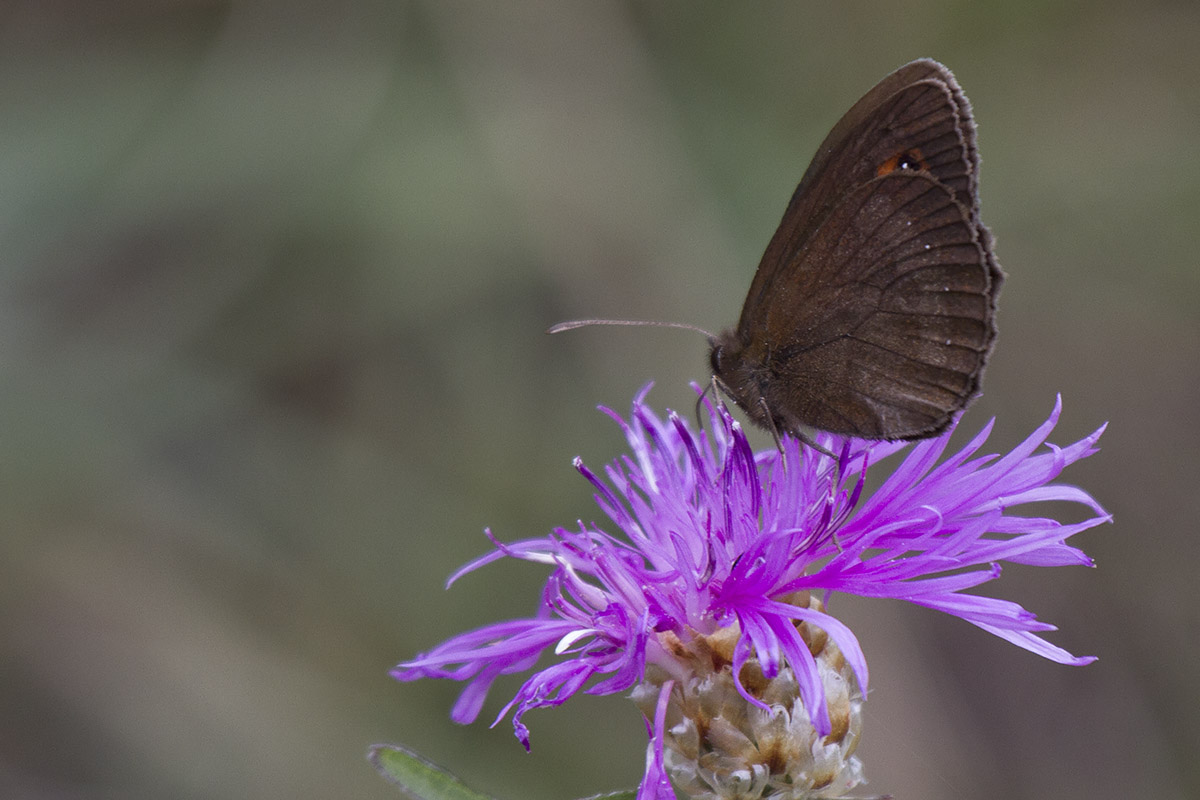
[763, 172, 992, 438]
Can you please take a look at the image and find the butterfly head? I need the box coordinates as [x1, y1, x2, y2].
[710, 330, 774, 431]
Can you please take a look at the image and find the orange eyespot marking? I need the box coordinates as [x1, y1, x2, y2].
[876, 148, 929, 177]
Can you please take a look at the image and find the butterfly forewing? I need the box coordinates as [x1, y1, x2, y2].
[740, 62, 981, 327]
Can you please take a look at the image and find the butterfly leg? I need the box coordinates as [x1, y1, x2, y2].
[695, 378, 718, 432]
[756, 396, 786, 454]
[789, 422, 838, 461]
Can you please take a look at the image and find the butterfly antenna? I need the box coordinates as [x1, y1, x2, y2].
[547, 318, 716, 339]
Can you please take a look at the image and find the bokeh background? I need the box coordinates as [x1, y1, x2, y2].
[2, 2, 1196, 799]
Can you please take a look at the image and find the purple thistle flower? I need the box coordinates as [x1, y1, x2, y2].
[393, 386, 1109, 799]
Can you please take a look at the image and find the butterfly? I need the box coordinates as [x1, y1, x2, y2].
[552, 59, 1002, 442]
[709, 58, 1003, 441]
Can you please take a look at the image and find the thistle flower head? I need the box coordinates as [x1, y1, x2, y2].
[394, 386, 1108, 799]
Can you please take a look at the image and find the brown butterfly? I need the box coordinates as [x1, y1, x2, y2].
[555, 59, 1003, 442]
[710, 59, 1003, 441]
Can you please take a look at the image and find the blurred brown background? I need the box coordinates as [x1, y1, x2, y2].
[1, 2, 1195, 799]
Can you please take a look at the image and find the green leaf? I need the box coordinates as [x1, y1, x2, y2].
[367, 743, 497, 800]
[368, 742, 642, 800]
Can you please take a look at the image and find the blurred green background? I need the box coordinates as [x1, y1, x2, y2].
[2, 2, 1196, 799]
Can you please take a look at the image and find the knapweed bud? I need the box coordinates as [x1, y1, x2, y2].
[634, 593, 864, 799]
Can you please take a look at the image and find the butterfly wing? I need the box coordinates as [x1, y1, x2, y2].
[726, 59, 1002, 440]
